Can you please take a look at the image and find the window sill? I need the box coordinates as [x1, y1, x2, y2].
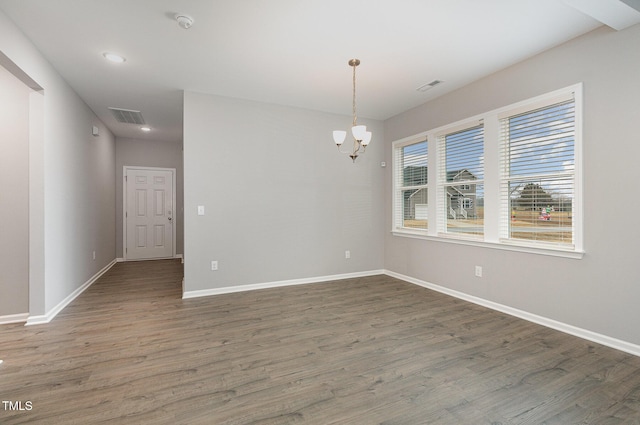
[391, 229, 584, 259]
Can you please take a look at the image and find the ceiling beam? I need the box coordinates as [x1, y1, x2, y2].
[563, 0, 640, 30]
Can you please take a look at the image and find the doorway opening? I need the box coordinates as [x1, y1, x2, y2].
[0, 51, 44, 323]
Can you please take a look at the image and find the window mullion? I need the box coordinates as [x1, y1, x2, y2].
[482, 117, 500, 243]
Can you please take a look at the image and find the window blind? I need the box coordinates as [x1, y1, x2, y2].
[437, 125, 484, 237]
[394, 140, 428, 230]
[499, 99, 575, 247]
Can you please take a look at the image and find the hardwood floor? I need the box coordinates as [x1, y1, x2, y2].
[1, 259, 640, 424]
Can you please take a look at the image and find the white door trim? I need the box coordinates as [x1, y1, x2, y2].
[123, 166, 177, 261]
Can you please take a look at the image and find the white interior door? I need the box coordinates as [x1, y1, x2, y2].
[125, 167, 175, 260]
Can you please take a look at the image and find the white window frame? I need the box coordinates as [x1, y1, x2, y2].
[391, 84, 583, 259]
[393, 135, 430, 231]
[435, 121, 484, 240]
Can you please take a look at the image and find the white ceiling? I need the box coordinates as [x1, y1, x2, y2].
[0, 0, 637, 143]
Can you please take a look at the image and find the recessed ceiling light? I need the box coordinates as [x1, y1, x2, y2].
[103, 52, 126, 63]
[140, 126, 151, 132]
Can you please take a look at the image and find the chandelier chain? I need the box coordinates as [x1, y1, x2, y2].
[352, 62, 357, 127]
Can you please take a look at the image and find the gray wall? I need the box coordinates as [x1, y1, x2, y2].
[115, 137, 184, 258]
[0, 64, 30, 316]
[0, 9, 116, 318]
[183, 93, 385, 292]
[384, 25, 640, 345]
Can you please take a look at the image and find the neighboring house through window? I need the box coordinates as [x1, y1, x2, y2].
[437, 124, 484, 238]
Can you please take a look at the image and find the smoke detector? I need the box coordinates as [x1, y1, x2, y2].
[175, 14, 194, 29]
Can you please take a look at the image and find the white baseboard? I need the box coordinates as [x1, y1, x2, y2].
[26, 259, 117, 326]
[0, 312, 29, 325]
[385, 270, 640, 357]
[117, 256, 182, 263]
[182, 269, 385, 300]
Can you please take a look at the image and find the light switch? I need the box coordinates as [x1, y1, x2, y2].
[197, 205, 205, 215]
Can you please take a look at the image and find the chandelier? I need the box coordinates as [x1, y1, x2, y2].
[333, 59, 372, 162]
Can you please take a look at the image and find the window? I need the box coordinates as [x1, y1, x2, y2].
[437, 124, 484, 238]
[394, 140, 428, 230]
[499, 96, 576, 248]
[392, 84, 582, 257]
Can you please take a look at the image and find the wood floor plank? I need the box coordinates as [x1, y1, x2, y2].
[1, 259, 640, 424]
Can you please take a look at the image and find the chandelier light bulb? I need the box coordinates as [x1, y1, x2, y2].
[333, 130, 347, 145]
[362, 131, 372, 146]
[351, 125, 367, 141]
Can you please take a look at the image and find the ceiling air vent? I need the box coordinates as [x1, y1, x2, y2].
[416, 80, 444, 92]
[108, 107, 146, 125]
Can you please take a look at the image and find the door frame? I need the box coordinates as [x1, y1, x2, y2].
[122, 166, 177, 261]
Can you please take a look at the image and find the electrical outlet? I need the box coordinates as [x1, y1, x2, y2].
[92, 251, 96, 260]
[475, 265, 483, 277]
[211, 260, 218, 271]
[345, 250, 351, 259]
